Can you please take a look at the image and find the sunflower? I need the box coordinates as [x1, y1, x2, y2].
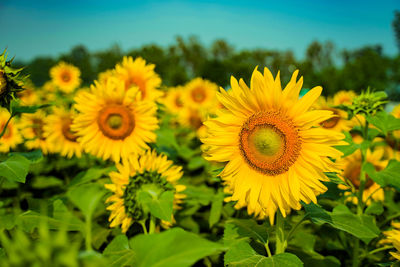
[314, 96, 353, 132]
[72, 78, 158, 162]
[0, 108, 23, 153]
[115, 57, 162, 101]
[50, 62, 81, 94]
[201, 68, 344, 224]
[183, 78, 218, 109]
[97, 69, 115, 85]
[44, 107, 82, 158]
[333, 90, 357, 105]
[104, 150, 186, 233]
[163, 86, 185, 114]
[20, 110, 50, 154]
[382, 221, 400, 260]
[338, 149, 386, 205]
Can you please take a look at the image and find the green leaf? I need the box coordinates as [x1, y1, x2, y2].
[334, 132, 359, 157]
[365, 201, 384, 215]
[225, 241, 303, 267]
[0, 155, 30, 183]
[187, 156, 206, 171]
[156, 128, 179, 150]
[129, 227, 224, 267]
[138, 190, 174, 222]
[11, 103, 50, 115]
[225, 219, 268, 244]
[69, 166, 115, 187]
[31, 176, 63, 189]
[304, 203, 379, 242]
[9, 150, 43, 163]
[364, 160, 400, 189]
[366, 112, 400, 135]
[209, 191, 224, 228]
[67, 183, 106, 219]
[103, 235, 135, 267]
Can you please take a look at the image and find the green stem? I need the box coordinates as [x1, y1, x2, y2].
[265, 240, 272, 257]
[286, 215, 307, 242]
[149, 216, 156, 234]
[85, 216, 92, 251]
[275, 211, 286, 254]
[366, 246, 393, 256]
[0, 114, 14, 139]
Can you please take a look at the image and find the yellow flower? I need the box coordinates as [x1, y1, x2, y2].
[391, 104, 400, 139]
[183, 78, 218, 109]
[72, 78, 158, 162]
[50, 62, 81, 93]
[314, 96, 353, 132]
[163, 86, 185, 114]
[44, 107, 82, 158]
[104, 150, 186, 233]
[0, 108, 23, 153]
[97, 69, 115, 85]
[338, 149, 386, 205]
[201, 68, 344, 224]
[178, 107, 206, 130]
[333, 90, 357, 105]
[18, 82, 40, 106]
[115, 57, 162, 101]
[20, 110, 50, 154]
[382, 222, 400, 260]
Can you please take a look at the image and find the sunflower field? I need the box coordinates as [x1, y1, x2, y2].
[1, 31, 400, 267]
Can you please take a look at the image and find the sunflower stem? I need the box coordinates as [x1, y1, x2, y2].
[265, 240, 272, 257]
[149, 216, 156, 234]
[275, 211, 286, 254]
[0, 114, 14, 139]
[85, 216, 92, 251]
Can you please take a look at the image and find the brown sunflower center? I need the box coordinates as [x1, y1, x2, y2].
[191, 87, 206, 103]
[125, 75, 146, 99]
[32, 118, 45, 140]
[97, 105, 135, 140]
[61, 118, 78, 142]
[320, 108, 340, 129]
[61, 71, 71, 82]
[239, 111, 301, 176]
[175, 95, 183, 108]
[345, 163, 374, 189]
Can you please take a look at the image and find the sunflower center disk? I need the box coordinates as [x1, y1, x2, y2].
[239, 111, 301, 176]
[191, 87, 206, 103]
[320, 108, 340, 128]
[62, 118, 78, 142]
[97, 105, 135, 140]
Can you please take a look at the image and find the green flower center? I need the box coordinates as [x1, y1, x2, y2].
[107, 114, 123, 129]
[248, 127, 283, 157]
[123, 171, 174, 221]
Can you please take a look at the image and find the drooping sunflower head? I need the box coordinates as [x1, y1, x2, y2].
[44, 107, 82, 159]
[338, 149, 386, 205]
[333, 90, 357, 106]
[50, 62, 81, 94]
[314, 96, 353, 132]
[201, 67, 345, 224]
[382, 221, 400, 261]
[105, 150, 186, 233]
[115, 56, 162, 101]
[20, 110, 50, 154]
[72, 78, 159, 162]
[0, 50, 27, 111]
[183, 78, 218, 109]
[0, 108, 23, 153]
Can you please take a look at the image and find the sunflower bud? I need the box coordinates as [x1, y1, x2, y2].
[350, 88, 387, 116]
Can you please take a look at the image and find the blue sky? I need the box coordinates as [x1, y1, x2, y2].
[1, 0, 399, 61]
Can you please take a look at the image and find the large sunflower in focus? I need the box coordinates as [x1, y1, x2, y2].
[0, 109, 23, 153]
[72, 78, 158, 162]
[50, 62, 81, 94]
[183, 78, 218, 109]
[20, 110, 50, 154]
[105, 150, 186, 233]
[44, 107, 82, 158]
[115, 57, 162, 101]
[201, 68, 344, 224]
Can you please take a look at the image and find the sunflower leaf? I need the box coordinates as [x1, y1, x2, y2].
[0, 155, 30, 183]
[129, 227, 224, 267]
[364, 160, 400, 190]
[225, 219, 269, 245]
[138, 190, 174, 222]
[366, 111, 400, 135]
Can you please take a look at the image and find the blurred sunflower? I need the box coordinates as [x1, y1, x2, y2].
[97, 69, 115, 85]
[0, 108, 23, 153]
[381, 221, 400, 261]
[44, 107, 82, 158]
[105, 150, 186, 233]
[72, 78, 158, 162]
[391, 104, 400, 139]
[201, 68, 344, 224]
[50, 62, 81, 94]
[115, 56, 162, 101]
[163, 86, 185, 114]
[183, 78, 218, 109]
[20, 110, 50, 154]
[18, 81, 40, 106]
[333, 90, 357, 105]
[339, 149, 386, 205]
[315, 96, 353, 132]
